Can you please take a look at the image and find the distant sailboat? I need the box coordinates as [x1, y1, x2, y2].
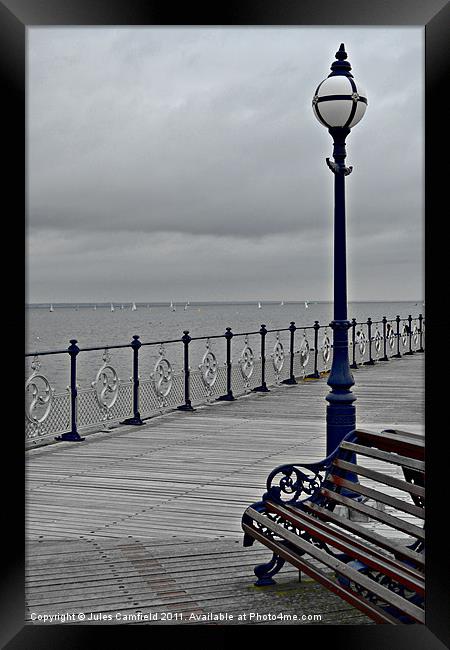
[258, 302, 262, 309]
[121, 304, 124, 310]
[131, 302, 137, 311]
[110, 303, 115, 312]
[170, 300, 176, 312]
[280, 300, 284, 307]
[184, 302, 188, 311]
[93, 305, 97, 311]
[49, 304, 54, 312]
[304, 301, 309, 309]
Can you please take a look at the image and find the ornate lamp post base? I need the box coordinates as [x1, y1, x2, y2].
[325, 319, 356, 456]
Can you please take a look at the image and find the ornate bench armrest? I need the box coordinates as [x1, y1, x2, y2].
[262, 459, 333, 505]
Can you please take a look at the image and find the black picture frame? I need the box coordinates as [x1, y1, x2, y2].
[2, 0, 447, 647]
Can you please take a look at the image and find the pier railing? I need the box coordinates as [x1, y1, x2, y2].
[25, 313, 424, 445]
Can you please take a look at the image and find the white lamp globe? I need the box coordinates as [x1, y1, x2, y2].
[312, 44, 367, 130]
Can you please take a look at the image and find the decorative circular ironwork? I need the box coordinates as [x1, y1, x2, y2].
[401, 324, 408, 347]
[266, 464, 326, 504]
[239, 337, 254, 381]
[374, 328, 382, 353]
[356, 330, 367, 360]
[199, 340, 218, 391]
[299, 335, 310, 368]
[387, 325, 395, 349]
[322, 332, 331, 364]
[272, 334, 285, 374]
[92, 350, 119, 418]
[25, 356, 54, 429]
[151, 346, 173, 402]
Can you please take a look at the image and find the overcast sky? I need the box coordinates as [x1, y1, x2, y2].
[27, 27, 424, 303]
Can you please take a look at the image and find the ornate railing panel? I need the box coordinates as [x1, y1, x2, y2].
[320, 328, 332, 372]
[25, 312, 424, 445]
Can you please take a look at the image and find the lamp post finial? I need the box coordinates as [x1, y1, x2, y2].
[330, 43, 353, 77]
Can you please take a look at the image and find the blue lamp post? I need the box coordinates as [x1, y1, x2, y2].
[312, 44, 368, 456]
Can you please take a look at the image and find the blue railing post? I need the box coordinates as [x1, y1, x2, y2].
[417, 314, 424, 352]
[380, 316, 389, 361]
[393, 315, 402, 358]
[177, 330, 195, 411]
[364, 318, 375, 365]
[282, 322, 297, 385]
[253, 324, 269, 392]
[55, 339, 85, 442]
[350, 318, 358, 369]
[404, 314, 414, 355]
[122, 335, 144, 425]
[218, 327, 235, 401]
[306, 321, 321, 378]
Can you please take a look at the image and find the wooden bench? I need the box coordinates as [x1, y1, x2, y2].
[241, 428, 425, 624]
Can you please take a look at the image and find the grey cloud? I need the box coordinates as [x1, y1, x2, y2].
[26, 27, 423, 302]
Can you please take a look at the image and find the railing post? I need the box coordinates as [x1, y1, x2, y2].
[350, 318, 358, 369]
[364, 317, 375, 365]
[417, 314, 424, 352]
[217, 327, 235, 401]
[177, 330, 195, 411]
[253, 324, 269, 392]
[392, 315, 402, 358]
[306, 320, 321, 378]
[380, 316, 389, 361]
[55, 339, 85, 442]
[282, 322, 297, 385]
[404, 314, 414, 355]
[122, 335, 144, 425]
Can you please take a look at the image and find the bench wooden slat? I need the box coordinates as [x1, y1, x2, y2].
[340, 441, 425, 473]
[245, 508, 425, 623]
[329, 476, 425, 519]
[265, 501, 425, 594]
[242, 521, 403, 624]
[382, 429, 424, 440]
[354, 429, 424, 460]
[302, 502, 425, 568]
[332, 458, 425, 499]
[320, 488, 425, 540]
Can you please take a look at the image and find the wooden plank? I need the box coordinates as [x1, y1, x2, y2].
[302, 502, 425, 568]
[242, 522, 401, 625]
[340, 441, 425, 472]
[320, 488, 425, 540]
[332, 458, 425, 498]
[329, 476, 425, 519]
[264, 501, 425, 592]
[354, 429, 424, 460]
[245, 508, 424, 623]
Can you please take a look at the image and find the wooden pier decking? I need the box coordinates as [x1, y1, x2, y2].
[25, 353, 424, 625]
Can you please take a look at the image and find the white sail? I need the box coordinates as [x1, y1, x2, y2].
[49, 304, 54, 312]
[258, 302, 262, 309]
[280, 300, 284, 306]
[132, 302, 137, 311]
[110, 303, 115, 312]
[304, 301, 309, 309]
